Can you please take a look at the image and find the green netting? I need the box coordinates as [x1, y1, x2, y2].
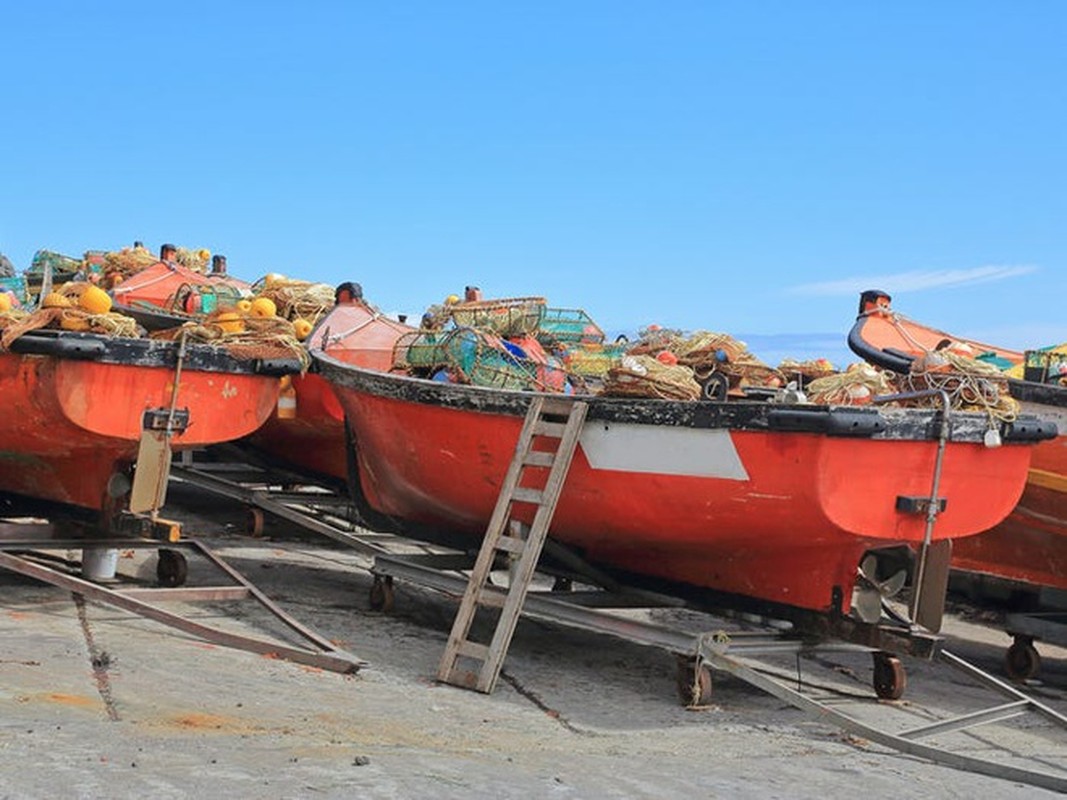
[396, 327, 568, 392]
[540, 308, 605, 344]
[0, 276, 27, 304]
[28, 249, 82, 277]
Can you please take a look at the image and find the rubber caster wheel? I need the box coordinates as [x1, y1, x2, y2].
[676, 655, 713, 707]
[872, 652, 906, 700]
[369, 575, 394, 612]
[157, 549, 188, 588]
[1005, 638, 1041, 681]
[246, 507, 265, 538]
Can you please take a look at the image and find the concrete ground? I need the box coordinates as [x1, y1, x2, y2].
[1, 486, 1066, 799]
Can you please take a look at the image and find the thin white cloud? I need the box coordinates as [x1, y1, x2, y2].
[789, 265, 1038, 296]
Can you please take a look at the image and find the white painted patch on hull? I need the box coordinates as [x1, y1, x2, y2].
[579, 422, 750, 480]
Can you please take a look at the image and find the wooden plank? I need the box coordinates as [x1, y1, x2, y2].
[510, 487, 544, 505]
[533, 420, 566, 437]
[522, 451, 555, 468]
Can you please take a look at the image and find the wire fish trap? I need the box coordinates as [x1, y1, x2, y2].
[560, 341, 627, 378]
[540, 308, 605, 344]
[625, 326, 685, 356]
[448, 296, 546, 337]
[602, 355, 701, 401]
[396, 327, 566, 392]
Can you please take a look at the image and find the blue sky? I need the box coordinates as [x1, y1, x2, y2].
[2, 2, 1064, 367]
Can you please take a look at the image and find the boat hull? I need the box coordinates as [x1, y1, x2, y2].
[0, 334, 287, 512]
[848, 301, 1067, 595]
[243, 301, 413, 484]
[317, 355, 1038, 615]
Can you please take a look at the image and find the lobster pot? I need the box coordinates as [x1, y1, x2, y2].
[394, 331, 447, 369]
[540, 307, 605, 344]
[562, 342, 626, 378]
[450, 297, 546, 337]
[464, 349, 541, 391]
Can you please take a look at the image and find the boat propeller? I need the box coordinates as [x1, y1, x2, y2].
[852, 553, 908, 624]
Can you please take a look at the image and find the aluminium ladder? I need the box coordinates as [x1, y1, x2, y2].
[437, 397, 588, 693]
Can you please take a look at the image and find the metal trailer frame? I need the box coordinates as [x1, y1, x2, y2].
[166, 453, 1067, 792]
[0, 521, 364, 674]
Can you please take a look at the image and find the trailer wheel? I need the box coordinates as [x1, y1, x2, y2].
[1005, 638, 1041, 681]
[369, 575, 394, 612]
[872, 652, 906, 700]
[676, 655, 713, 707]
[157, 549, 188, 588]
[246, 508, 265, 538]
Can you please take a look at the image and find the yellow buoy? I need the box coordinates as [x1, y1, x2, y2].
[236, 299, 253, 314]
[263, 273, 286, 289]
[215, 311, 245, 334]
[78, 284, 113, 315]
[293, 318, 312, 340]
[0, 293, 11, 313]
[250, 297, 277, 318]
[42, 292, 72, 308]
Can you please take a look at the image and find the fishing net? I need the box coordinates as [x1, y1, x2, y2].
[103, 245, 158, 280]
[806, 364, 896, 406]
[254, 279, 335, 324]
[777, 358, 838, 385]
[602, 355, 701, 401]
[448, 297, 546, 337]
[0, 306, 141, 349]
[151, 312, 310, 370]
[625, 326, 685, 356]
[894, 351, 1019, 422]
[175, 247, 211, 273]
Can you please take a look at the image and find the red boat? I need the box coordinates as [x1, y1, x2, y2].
[111, 260, 248, 320]
[313, 351, 1053, 633]
[0, 328, 298, 519]
[241, 297, 415, 485]
[849, 289, 1067, 594]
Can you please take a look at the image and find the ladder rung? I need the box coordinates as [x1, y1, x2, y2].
[538, 397, 573, 415]
[522, 451, 555, 468]
[477, 589, 507, 608]
[494, 535, 526, 554]
[533, 420, 567, 437]
[456, 640, 490, 661]
[510, 487, 544, 505]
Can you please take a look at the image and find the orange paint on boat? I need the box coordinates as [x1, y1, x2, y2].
[246, 300, 414, 483]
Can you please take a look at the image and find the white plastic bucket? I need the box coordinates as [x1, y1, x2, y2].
[82, 547, 119, 582]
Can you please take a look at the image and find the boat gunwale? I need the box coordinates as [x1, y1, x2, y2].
[4, 328, 302, 375]
[313, 350, 1049, 444]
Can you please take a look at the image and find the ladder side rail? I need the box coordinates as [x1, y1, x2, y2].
[475, 402, 588, 692]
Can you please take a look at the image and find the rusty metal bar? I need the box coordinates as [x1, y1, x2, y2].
[0, 550, 363, 674]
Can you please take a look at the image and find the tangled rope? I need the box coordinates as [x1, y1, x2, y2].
[0, 307, 141, 349]
[806, 364, 896, 406]
[897, 351, 1019, 422]
[150, 313, 310, 371]
[602, 355, 701, 401]
[255, 279, 335, 324]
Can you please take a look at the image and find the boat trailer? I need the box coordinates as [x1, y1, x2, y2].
[168, 445, 1067, 793]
